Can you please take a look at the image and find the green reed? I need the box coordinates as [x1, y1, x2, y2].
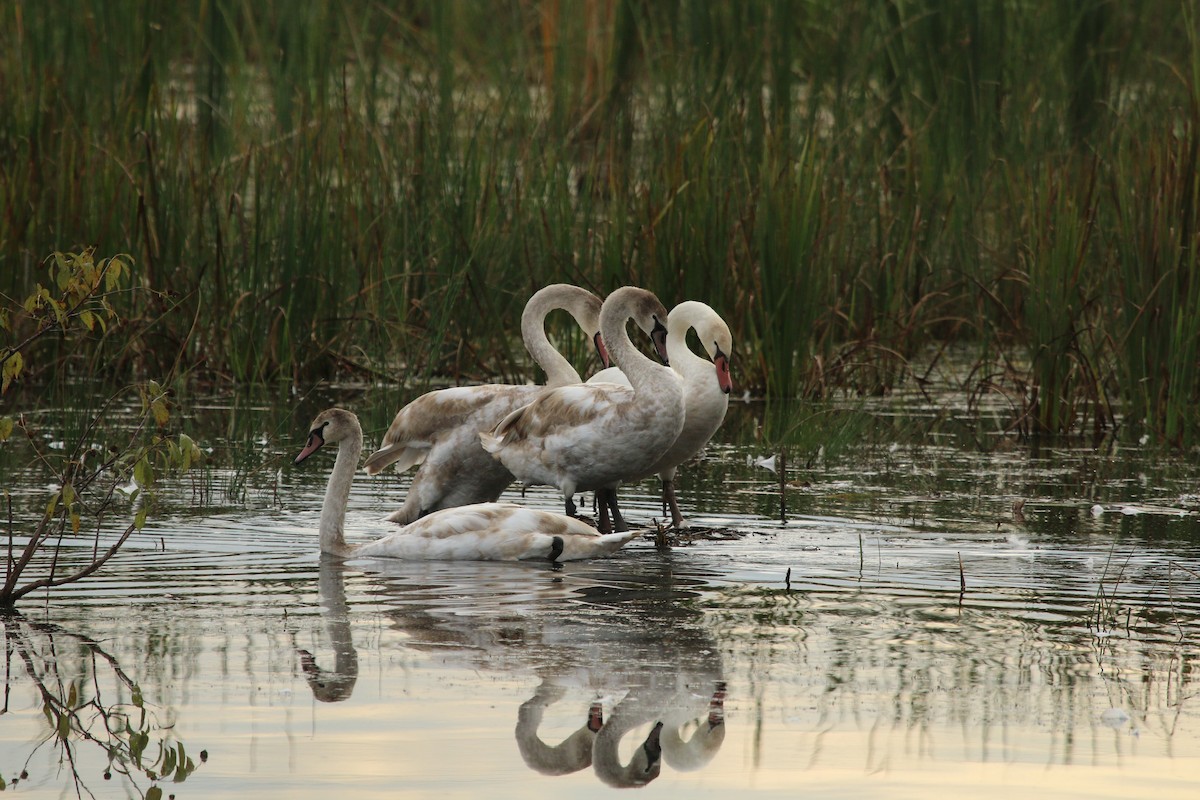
[3, 1, 1200, 442]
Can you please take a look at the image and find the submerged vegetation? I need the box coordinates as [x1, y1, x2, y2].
[1, 1, 1200, 442]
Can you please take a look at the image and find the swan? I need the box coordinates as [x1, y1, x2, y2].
[588, 301, 732, 528]
[362, 284, 611, 525]
[480, 286, 684, 533]
[294, 408, 637, 561]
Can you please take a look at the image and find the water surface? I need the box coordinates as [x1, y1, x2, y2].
[2, 398, 1199, 798]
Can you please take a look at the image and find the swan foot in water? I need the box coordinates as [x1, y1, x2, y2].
[662, 479, 687, 530]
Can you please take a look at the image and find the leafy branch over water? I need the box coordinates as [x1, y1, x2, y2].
[1, 250, 199, 608]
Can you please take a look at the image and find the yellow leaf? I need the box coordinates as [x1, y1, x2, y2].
[151, 398, 169, 428]
[2, 351, 23, 393]
[80, 310, 95, 331]
[0, 416, 13, 441]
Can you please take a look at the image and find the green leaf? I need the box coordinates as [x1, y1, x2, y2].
[67, 682, 78, 709]
[132, 684, 144, 708]
[134, 507, 149, 530]
[0, 416, 12, 441]
[62, 483, 75, 506]
[46, 490, 61, 519]
[146, 787, 162, 800]
[56, 710, 70, 739]
[80, 309, 95, 331]
[134, 457, 153, 488]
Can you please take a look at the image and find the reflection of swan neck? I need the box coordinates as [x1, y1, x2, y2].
[592, 698, 664, 788]
[515, 682, 601, 776]
[298, 561, 359, 702]
[660, 681, 726, 772]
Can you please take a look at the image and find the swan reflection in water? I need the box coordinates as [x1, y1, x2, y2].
[295, 557, 728, 787]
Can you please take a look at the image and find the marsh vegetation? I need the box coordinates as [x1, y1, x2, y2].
[3, 1, 1200, 440]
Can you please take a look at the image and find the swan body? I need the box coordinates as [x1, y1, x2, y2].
[363, 284, 608, 524]
[480, 287, 684, 532]
[595, 302, 733, 528]
[295, 408, 636, 561]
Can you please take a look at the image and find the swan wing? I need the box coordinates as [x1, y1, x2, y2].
[366, 385, 539, 475]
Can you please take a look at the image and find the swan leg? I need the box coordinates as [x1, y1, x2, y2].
[597, 493, 612, 534]
[602, 488, 628, 533]
[662, 479, 685, 529]
[547, 535, 564, 563]
[565, 495, 578, 517]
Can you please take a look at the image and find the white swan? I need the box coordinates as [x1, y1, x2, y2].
[362, 284, 609, 525]
[294, 408, 636, 561]
[480, 287, 685, 533]
[588, 301, 732, 528]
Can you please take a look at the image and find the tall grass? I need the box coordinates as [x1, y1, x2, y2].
[2, 1, 1200, 442]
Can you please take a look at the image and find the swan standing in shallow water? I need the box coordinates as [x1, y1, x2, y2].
[589, 301, 733, 528]
[362, 284, 610, 525]
[480, 287, 684, 533]
[294, 408, 636, 561]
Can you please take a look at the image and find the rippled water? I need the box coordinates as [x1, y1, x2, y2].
[2, 395, 1200, 798]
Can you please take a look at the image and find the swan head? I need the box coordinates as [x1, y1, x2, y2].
[604, 286, 671, 365]
[668, 301, 734, 394]
[295, 408, 361, 464]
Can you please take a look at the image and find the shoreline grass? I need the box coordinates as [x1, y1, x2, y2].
[3, 1, 1200, 443]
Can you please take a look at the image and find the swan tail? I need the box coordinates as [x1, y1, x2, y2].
[362, 444, 426, 476]
[479, 403, 532, 453]
[382, 505, 419, 525]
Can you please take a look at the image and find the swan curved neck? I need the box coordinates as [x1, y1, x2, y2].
[522, 288, 591, 388]
[601, 295, 667, 394]
[320, 434, 363, 557]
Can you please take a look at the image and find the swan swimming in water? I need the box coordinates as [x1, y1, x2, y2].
[588, 300, 733, 528]
[362, 284, 611, 525]
[294, 408, 636, 561]
[480, 287, 684, 534]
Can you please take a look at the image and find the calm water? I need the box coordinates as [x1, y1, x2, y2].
[3, 394, 1200, 798]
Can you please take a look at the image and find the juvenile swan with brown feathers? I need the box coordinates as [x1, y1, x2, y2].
[480, 287, 684, 533]
[295, 408, 636, 561]
[362, 284, 620, 525]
